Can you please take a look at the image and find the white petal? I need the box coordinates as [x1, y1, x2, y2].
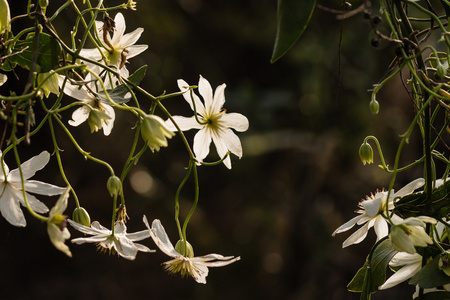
[379, 262, 421, 290]
[49, 187, 70, 216]
[118, 28, 144, 49]
[68, 219, 107, 236]
[24, 180, 66, 196]
[71, 235, 107, 244]
[111, 13, 126, 45]
[360, 197, 381, 218]
[20, 192, 49, 214]
[212, 83, 226, 113]
[101, 104, 115, 136]
[373, 215, 389, 240]
[214, 128, 243, 158]
[332, 215, 364, 236]
[126, 229, 151, 242]
[393, 178, 425, 198]
[148, 218, 180, 258]
[177, 79, 206, 115]
[342, 222, 370, 247]
[0, 184, 26, 227]
[47, 223, 72, 257]
[114, 236, 138, 260]
[8, 151, 50, 181]
[193, 128, 212, 163]
[124, 45, 148, 59]
[198, 75, 214, 111]
[69, 106, 90, 127]
[79, 48, 103, 61]
[220, 113, 249, 132]
[165, 116, 203, 132]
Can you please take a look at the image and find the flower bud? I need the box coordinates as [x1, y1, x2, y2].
[175, 239, 194, 258]
[39, 0, 49, 8]
[107, 175, 122, 197]
[0, 0, 11, 35]
[140, 114, 175, 152]
[369, 99, 379, 114]
[88, 108, 111, 133]
[437, 63, 448, 78]
[72, 207, 91, 227]
[359, 142, 374, 165]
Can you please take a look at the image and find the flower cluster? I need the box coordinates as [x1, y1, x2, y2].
[0, 3, 246, 285]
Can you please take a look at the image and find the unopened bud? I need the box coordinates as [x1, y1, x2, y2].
[0, 0, 11, 34]
[175, 239, 194, 258]
[107, 175, 122, 197]
[437, 63, 447, 78]
[72, 207, 91, 227]
[359, 142, 374, 165]
[370, 99, 379, 114]
[39, 0, 49, 8]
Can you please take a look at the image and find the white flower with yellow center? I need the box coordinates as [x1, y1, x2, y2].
[332, 178, 425, 248]
[166, 76, 249, 169]
[80, 12, 148, 80]
[144, 216, 240, 284]
[68, 219, 154, 260]
[0, 151, 66, 227]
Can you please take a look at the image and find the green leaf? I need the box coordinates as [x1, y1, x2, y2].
[270, 0, 316, 63]
[347, 239, 398, 295]
[409, 255, 450, 288]
[9, 32, 61, 73]
[97, 65, 147, 104]
[395, 180, 450, 219]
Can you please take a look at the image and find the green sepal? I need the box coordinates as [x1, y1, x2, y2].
[97, 65, 147, 104]
[347, 239, 398, 296]
[409, 255, 450, 288]
[270, 0, 315, 63]
[7, 32, 61, 73]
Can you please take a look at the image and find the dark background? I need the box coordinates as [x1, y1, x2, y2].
[0, 0, 432, 299]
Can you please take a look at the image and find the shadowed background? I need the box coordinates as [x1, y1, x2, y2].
[0, 0, 431, 299]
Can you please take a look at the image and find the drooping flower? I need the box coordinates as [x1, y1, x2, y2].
[80, 12, 148, 80]
[47, 187, 72, 257]
[0, 151, 66, 227]
[68, 218, 154, 260]
[379, 252, 422, 290]
[166, 76, 249, 169]
[61, 74, 117, 136]
[390, 216, 435, 254]
[332, 178, 425, 248]
[143, 216, 240, 284]
[140, 114, 175, 152]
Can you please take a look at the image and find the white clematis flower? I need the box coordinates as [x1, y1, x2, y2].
[144, 216, 240, 284]
[61, 74, 116, 136]
[80, 12, 148, 80]
[167, 76, 249, 169]
[332, 178, 425, 248]
[390, 216, 435, 254]
[47, 187, 72, 257]
[379, 252, 422, 290]
[68, 219, 154, 260]
[0, 151, 66, 227]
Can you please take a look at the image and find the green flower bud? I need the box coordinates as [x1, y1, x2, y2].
[437, 63, 448, 78]
[88, 108, 111, 133]
[140, 114, 175, 152]
[175, 239, 194, 258]
[72, 207, 91, 227]
[0, 0, 11, 35]
[369, 99, 379, 115]
[359, 142, 374, 165]
[107, 175, 122, 197]
[39, 0, 49, 8]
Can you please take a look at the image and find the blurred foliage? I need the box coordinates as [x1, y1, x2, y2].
[0, 0, 430, 299]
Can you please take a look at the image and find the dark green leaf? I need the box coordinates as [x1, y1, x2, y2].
[97, 65, 147, 104]
[395, 180, 450, 219]
[409, 255, 450, 288]
[9, 32, 61, 73]
[348, 239, 398, 295]
[270, 0, 316, 63]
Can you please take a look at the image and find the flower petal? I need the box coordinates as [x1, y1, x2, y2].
[342, 222, 369, 248]
[193, 128, 212, 163]
[123, 44, 148, 59]
[69, 106, 90, 127]
[20, 192, 49, 214]
[165, 116, 203, 132]
[144, 217, 180, 258]
[24, 180, 66, 196]
[8, 151, 50, 181]
[0, 184, 26, 227]
[332, 214, 364, 236]
[379, 261, 421, 290]
[220, 113, 249, 132]
[393, 178, 425, 198]
[118, 28, 145, 50]
[177, 79, 206, 115]
[111, 13, 126, 45]
[198, 75, 214, 112]
[212, 83, 226, 113]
